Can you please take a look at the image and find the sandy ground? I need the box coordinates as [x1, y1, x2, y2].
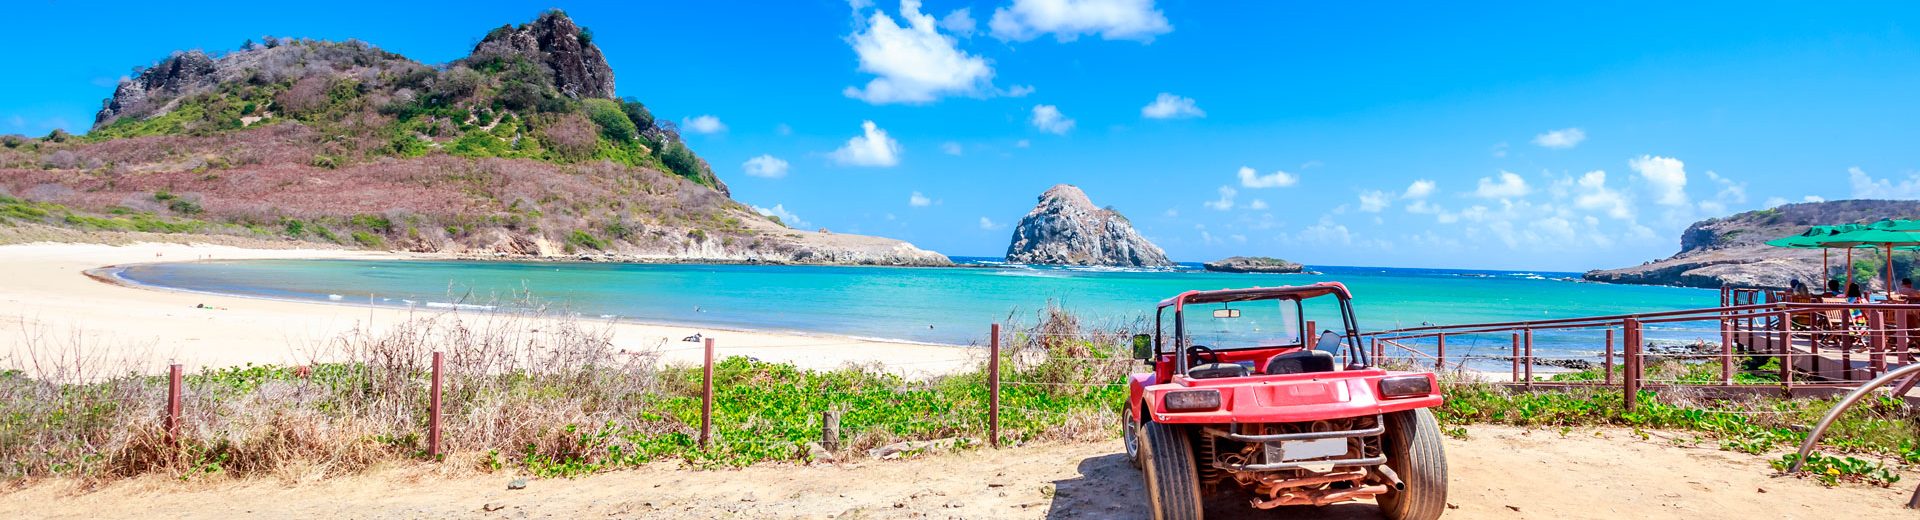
[0, 242, 978, 377]
[0, 425, 1907, 519]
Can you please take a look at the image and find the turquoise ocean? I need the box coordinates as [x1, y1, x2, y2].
[111, 257, 1719, 361]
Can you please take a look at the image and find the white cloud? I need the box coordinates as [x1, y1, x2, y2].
[1357, 191, 1390, 213]
[1248, 199, 1269, 210]
[1628, 155, 1689, 206]
[1015, 139, 1031, 148]
[1571, 170, 1633, 220]
[1705, 170, 1747, 205]
[829, 121, 902, 167]
[1005, 84, 1036, 97]
[940, 141, 964, 155]
[752, 204, 810, 228]
[742, 154, 790, 178]
[1295, 215, 1353, 245]
[1203, 185, 1236, 211]
[1402, 179, 1436, 199]
[1764, 196, 1789, 208]
[776, 123, 793, 136]
[979, 216, 1004, 230]
[683, 115, 726, 134]
[1237, 166, 1299, 189]
[845, 0, 995, 104]
[1491, 142, 1509, 158]
[1030, 104, 1075, 134]
[1848, 166, 1920, 199]
[1163, 208, 1178, 218]
[909, 191, 933, 207]
[1805, 195, 1827, 202]
[940, 8, 977, 36]
[1140, 93, 1204, 119]
[988, 0, 1172, 42]
[1531, 127, 1586, 149]
[1473, 171, 1531, 199]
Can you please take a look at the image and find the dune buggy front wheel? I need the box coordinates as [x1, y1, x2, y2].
[1139, 421, 1202, 520]
[1377, 408, 1449, 520]
[1123, 409, 1141, 468]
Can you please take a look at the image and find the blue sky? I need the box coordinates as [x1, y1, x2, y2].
[5, 1, 1920, 271]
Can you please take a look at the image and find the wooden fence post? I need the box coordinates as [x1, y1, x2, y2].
[1871, 310, 1888, 379]
[1435, 333, 1447, 372]
[1781, 311, 1795, 392]
[429, 351, 443, 458]
[1510, 332, 1520, 383]
[988, 323, 1001, 448]
[166, 363, 183, 445]
[1623, 318, 1640, 412]
[990, 326, 1006, 449]
[1721, 310, 1735, 385]
[1523, 329, 1534, 389]
[1604, 328, 1615, 386]
[701, 337, 714, 449]
[822, 410, 841, 451]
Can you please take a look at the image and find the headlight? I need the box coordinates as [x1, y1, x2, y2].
[1379, 375, 1434, 399]
[1163, 389, 1222, 412]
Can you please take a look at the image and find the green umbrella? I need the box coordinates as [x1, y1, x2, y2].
[1814, 227, 1920, 299]
[1868, 219, 1920, 232]
[1766, 224, 1875, 289]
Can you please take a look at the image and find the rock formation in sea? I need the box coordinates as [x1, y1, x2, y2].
[1005, 184, 1172, 267]
[1584, 199, 1920, 289]
[1204, 256, 1305, 274]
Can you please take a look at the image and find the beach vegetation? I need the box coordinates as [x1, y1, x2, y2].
[350, 230, 384, 248]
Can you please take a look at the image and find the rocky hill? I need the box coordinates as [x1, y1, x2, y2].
[0, 11, 947, 266]
[1204, 256, 1305, 274]
[1005, 184, 1171, 267]
[1584, 200, 1920, 289]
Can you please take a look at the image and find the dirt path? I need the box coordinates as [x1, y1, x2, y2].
[1, 426, 1909, 519]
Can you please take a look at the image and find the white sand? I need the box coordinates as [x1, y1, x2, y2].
[0, 242, 979, 376]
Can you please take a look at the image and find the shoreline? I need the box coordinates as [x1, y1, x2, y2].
[0, 241, 979, 376]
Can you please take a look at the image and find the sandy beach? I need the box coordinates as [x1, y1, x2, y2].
[0, 241, 979, 376]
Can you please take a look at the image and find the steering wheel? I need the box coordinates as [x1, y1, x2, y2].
[1187, 345, 1221, 365]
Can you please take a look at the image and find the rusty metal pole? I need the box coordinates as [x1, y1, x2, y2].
[1623, 318, 1640, 412]
[429, 351, 443, 459]
[1721, 311, 1735, 385]
[1781, 312, 1795, 392]
[166, 363, 183, 445]
[1523, 329, 1534, 388]
[701, 337, 714, 449]
[1435, 333, 1447, 371]
[988, 323, 1001, 448]
[1871, 310, 1889, 378]
[1604, 328, 1615, 386]
[1510, 332, 1520, 383]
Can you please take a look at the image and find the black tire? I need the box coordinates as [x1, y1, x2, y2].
[1378, 408, 1449, 520]
[1123, 408, 1142, 468]
[1139, 421, 1203, 520]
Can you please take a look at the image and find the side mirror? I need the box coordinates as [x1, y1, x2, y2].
[1131, 334, 1154, 360]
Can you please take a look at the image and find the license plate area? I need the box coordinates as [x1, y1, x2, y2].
[1264, 437, 1347, 464]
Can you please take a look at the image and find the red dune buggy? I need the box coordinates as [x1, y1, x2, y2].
[1123, 282, 1447, 519]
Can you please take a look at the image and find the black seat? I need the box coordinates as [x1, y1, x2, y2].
[1187, 362, 1250, 379]
[1266, 350, 1335, 375]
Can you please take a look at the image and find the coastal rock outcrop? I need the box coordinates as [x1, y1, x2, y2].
[1005, 185, 1172, 267]
[1204, 256, 1305, 274]
[1584, 199, 1920, 289]
[467, 11, 616, 99]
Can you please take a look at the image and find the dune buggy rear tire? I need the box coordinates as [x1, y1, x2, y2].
[1139, 421, 1202, 520]
[1377, 408, 1449, 520]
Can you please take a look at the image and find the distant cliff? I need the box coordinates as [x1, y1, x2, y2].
[1005, 184, 1172, 267]
[0, 10, 948, 266]
[1204, 256, 1305, 274]
[1584, 200, 1920, 289]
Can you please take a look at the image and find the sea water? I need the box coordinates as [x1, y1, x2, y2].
[112, 257, 1718, 360]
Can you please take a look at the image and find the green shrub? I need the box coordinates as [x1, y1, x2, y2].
[350, 214, 393, 233]
[619, 98, 654, 132]
[351, 231, 385, 248]
[583, 99, 637, 142]
[566, 230, 608, 250]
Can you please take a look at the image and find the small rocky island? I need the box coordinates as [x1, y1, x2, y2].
[1203, 256, 1306, 274]
[1005, 184, 1173, 267]
[1584, 199, 1920, 289]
